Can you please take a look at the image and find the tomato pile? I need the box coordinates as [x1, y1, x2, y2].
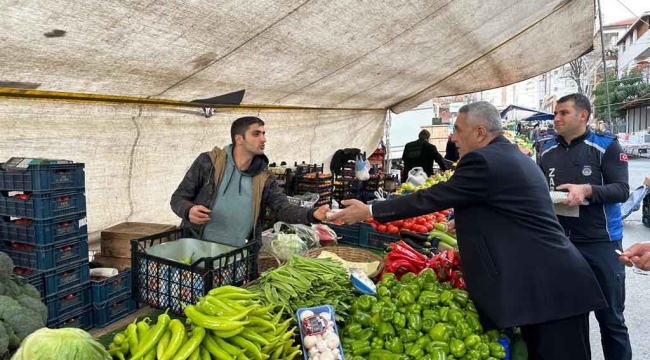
[364, 210, 451, 234]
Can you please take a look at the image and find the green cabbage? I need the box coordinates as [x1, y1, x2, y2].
[11, 327, 111, 360]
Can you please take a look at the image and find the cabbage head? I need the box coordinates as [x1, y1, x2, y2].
[11, 327, 111, 360]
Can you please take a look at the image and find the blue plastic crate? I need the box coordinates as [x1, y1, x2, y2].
[91, 268, 132, 303]
[326, 223, 361, 246]
[2, 235, 88, 270]
[47, 304, 93, 330]
[0, 189, 86, 220]
[0, 212, 87, 245]
[14, 268, 46, 299]
[93, 291, 136, 327]
[0, 161, 85, 192]
[359, 223, 399, 250]
[44, 260, 90, 295]
[45, 281, 91, 321]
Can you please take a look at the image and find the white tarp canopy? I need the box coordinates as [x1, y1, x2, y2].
[0, 0, 595, 236]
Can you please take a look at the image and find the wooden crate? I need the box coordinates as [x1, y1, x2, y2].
[100, 222, 176, 258]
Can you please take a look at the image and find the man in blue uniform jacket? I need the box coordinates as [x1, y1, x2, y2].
[540, 93, 631, 360]
[331, 101, 606, 360]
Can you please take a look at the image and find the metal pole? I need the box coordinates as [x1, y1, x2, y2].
[596, 0, 613, 127]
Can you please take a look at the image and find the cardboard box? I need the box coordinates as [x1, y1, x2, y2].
[644, 176, 650, 187]
[101, 222, 176, 258]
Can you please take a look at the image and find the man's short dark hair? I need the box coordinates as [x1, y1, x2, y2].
[557, 93, 592, 121]
[419, 130, 430, 140]
[231, 116, 265, 144]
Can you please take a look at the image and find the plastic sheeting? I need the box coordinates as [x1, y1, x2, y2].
[0, 100, 384, 234]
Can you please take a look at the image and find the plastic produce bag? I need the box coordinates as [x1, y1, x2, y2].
[407, 167, 428, 186]
[312, 224, 338, 246]
[261, 222, 320, 260]
[621, 185, 649, 220]
[355, 154, 370, 181]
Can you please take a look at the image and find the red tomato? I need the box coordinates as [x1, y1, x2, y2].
[387, 225, 399, 234]
[371, 223, 378, 230]
[377, 224, 387, 233]
[424, 223, 434, 231]
[365, 218, 375, 223]
[441, 210, 450, 216]
[413, 225, 428, 233]
[394, 220, 404, 227]
[436, 216, 445, 223]
[402, 222, 412, 230]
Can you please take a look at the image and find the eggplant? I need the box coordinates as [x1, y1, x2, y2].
[400, 230, 430, 243]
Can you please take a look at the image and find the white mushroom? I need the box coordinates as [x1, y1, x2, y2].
[316, 340, 329, 352]
[300, 310, 315, 321]
[320, 312, 332, 321]
[303, 335, 318, 349]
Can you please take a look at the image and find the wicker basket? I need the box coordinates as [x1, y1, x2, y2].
[302, 246, 384, 281]
[257, 250, 284, 275]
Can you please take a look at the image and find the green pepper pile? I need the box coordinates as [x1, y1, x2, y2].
[340, 270, 507, 360]
[106, 286, 301, 360]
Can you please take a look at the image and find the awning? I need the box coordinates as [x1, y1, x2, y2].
[500, 104, 554, 122]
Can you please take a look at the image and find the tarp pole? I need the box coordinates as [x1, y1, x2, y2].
[596, 0, 613, 126]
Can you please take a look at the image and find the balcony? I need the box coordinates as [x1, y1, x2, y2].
[618, 28, 650, 75]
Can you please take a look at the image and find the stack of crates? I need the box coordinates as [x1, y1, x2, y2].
[91, 268, 136, 327]
[0, 158, 92, 330]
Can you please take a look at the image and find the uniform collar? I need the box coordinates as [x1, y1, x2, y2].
[556, 127, 590, 147]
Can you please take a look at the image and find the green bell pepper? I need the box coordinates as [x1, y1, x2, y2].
[357, 328, 375, 341]
[382, 299, 397, 311]
[438, 306, 450, 322]
[371, 337, 385, 350]
[480, 334, 491, 344]
[385, 337, 404, 354]
[426, 341, 450, 354]
[378, 322, 396, 339]
[488, 342, 506, 359]
[407, 313, 423, 332]
[485, 358, 499, 360]
[451, 289, 468, 306]
[392, 313, 406, 330]
[357, 294, 376, 311]
[406, 343, 425, 359]
[438, 282, 452, 291]
[369, 349, 410, 360]
[399, 328, 419, 343]
[407, 303, 423, 314]
[453, 322, 472, 340]
[419, 268, 437, 284]
[463, 349, 481, 360]
[422, 316, 436, 332]
[352, 311, 372, 327]
[421, 355, 434, 360]
[377, 286, 392, 298]
[429, 348, 447, 360]
[444, 322, 456, 333]
[398, 290, 416, 305]
[381, 272, 397, 286]
[418, 290, 441, 307]
[448, 301, 462, 310]
[440, 290, 453, 304]
[450, 339, 467, 358]
[423, 309, 441, 322]
[371, 302, 383, 315]
[448, 308, 465, 325]
[351, 340, 372, 356]
[465, 301, 477, 313]
[429, 323, 449, 342]
[406, 283, 421, 298]
[475, 343, 490, 359]
[401, 272, 417, 284]
[414, 274, 427, 291]
[346, 323, 363, 338]
[423, 282, 437, 292]
[466, 316, 483, 333]
[464, 334, 482, 350]
[416, 336, 432, 349]
[486, 330, 500, 342]
[348, 356, 365, 360]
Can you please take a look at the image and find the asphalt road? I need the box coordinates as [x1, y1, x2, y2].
[589, 157, 649, 360]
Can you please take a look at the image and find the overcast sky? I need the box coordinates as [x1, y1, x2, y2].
[601, 0, 649, 24]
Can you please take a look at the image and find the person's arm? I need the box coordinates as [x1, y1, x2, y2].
[590, 140, 629, 204]
[432, 145, 448, 171]
[372, 151, 489, 223]
[170, 154, 205, 222]
[266, 174, 327, 224]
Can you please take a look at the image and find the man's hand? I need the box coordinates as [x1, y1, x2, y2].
[556, 183, 592, 206]
[313, 205, 330, 222]
[328, 199, 372, 224]
[189, 205, 211, 224]
[619, 243, 650, 271]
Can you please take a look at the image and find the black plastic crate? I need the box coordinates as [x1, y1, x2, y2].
[44, 260, 91, 295]
[91, 268, 132, 303]
[643, 214, 650, 228]
[93, 291, 137, 327]
[132, 227, 260, 315]
[2, 235, 88, 270]
[643, 195, 649, 217]
[326, 223, 361, 246]
[0, 189, 86, 220]
[359, 223, 399, 250]
[46, 281, 91, 321]
[0, 212, 87, 245]
[47, 304, 93, 330]
[0, 161, 85, 192]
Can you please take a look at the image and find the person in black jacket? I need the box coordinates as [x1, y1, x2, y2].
[540, 94, 631, 360]
[444, 135, 459, 162]
[331, 101, 606, 360]
[401, 130, 448, 178]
